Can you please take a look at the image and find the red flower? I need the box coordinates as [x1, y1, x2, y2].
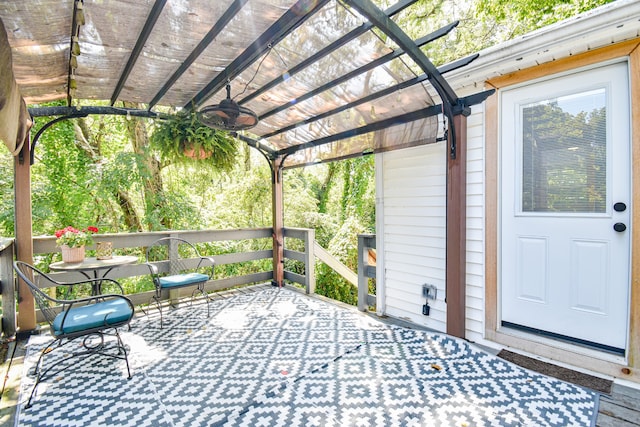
[55, 226, 79, 238]
[54, 225, 98, 248]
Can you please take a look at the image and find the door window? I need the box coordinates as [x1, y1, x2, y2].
[521, 89, 607, 214]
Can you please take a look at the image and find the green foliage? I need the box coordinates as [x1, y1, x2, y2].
[150, 112, 239, 171]
[278, 160, 375, 304]
[339, 157, 375, 226]
[477, 0, 613, 34]
[327, 216, 368, 271]
[315, 162, 338, 214]
[93, 151, 146, 231]
[395, 0, 613, 67]
[31, 110, 98, 235]
[315, 270, 358, 305]
[284, 169, 327, 227]
[315, 216, 368, 305]
[142, 190, 199, 231]
[219, 165, 273, 228]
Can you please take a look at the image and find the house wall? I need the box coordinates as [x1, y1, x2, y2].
[379, 105, 485, 340]
[380, 139, 446, 331]
[379, 1, 640, 383]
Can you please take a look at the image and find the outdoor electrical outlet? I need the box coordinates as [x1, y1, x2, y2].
[422, 303, 430, 316]
[422, 284, 437, 300]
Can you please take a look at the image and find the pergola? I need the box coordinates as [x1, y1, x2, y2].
[0, 0, 493, 335]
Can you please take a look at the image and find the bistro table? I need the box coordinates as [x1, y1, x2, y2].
[49, 255, 138, 295]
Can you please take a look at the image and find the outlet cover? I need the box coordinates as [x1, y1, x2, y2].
[422, 284, 437, 300]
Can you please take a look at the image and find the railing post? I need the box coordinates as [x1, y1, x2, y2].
[357, 234, 375, 311]
[0, 238, 16, 337]
[168, 234, 180, 305]
[304, 229, 315, 294]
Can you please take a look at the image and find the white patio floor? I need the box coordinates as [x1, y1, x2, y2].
[14, 285, 600, 427]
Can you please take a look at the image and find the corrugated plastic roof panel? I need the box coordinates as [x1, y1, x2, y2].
[0, 0, 495, 165]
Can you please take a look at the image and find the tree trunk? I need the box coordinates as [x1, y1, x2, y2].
[116, 189, 143, 231]
[122, 101, 169, 229]
[317, 162, 337, 214]
[74, 117, 144, 231]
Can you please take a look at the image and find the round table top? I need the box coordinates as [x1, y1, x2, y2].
[49, 255, 138, 271]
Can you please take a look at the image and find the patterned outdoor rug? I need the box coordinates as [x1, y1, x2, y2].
[17, 287, 600, 427]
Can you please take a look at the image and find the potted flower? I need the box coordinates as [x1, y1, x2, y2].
[55, 226, 98, 263]
[150, 112, 239, 171]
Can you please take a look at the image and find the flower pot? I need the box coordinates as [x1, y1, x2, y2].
[183, 144, 212, 159]
[61, 245, 85, 263]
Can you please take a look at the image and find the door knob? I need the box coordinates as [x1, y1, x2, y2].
[613, 223, 626, 232]
[614, 202, 627, 212]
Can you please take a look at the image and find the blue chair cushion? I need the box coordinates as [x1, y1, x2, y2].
[53, 298, 133, 336]
[159, 272, 209, 289]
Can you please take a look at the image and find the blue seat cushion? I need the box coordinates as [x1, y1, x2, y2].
[53, 298, 133, 336]
[159, 272, 209, 289]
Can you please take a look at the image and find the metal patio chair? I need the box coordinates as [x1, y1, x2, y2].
[14, 261, 134, 408]
[144, 237, 215, 327]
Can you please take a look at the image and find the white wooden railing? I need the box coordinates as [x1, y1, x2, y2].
[1, 228, 374, 337]
[357, 234, 376, 311]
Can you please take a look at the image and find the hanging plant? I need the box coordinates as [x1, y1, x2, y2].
[150, 112, 239, 171]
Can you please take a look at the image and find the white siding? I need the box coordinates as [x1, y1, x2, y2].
[465, 106, 485, 342]
[380, 105, 485, 339]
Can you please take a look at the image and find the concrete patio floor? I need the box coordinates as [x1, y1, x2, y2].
[1, 285, 637, 426]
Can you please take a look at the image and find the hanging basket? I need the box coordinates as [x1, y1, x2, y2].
[61, 245, 85, 263]
[183, 143, 212, 159]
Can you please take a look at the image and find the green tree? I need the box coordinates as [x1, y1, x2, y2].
[477, 0, 613, 37]
[315, 216, 369, 304]
[394, 0, 613, 66]
[30, 110, 98, 234]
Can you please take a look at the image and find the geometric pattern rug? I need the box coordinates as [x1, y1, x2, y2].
[16, 287, 599, 427]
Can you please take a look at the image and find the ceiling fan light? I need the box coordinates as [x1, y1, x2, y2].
[236, 115, 258, 126]
[197, 84, 259, 131]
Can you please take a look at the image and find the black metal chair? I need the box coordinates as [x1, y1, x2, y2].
[14, 261, 134, 408]
[144, 237, 215, 327]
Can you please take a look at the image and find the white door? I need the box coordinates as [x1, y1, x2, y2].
[500, 62, 630, 353]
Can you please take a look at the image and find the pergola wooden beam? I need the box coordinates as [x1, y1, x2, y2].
[15, 137, 36, 332]
[271, 156, 285, 287]
[446, 113, 468, 337]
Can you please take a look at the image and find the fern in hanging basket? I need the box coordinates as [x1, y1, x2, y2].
[150, 112, 239, 171]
